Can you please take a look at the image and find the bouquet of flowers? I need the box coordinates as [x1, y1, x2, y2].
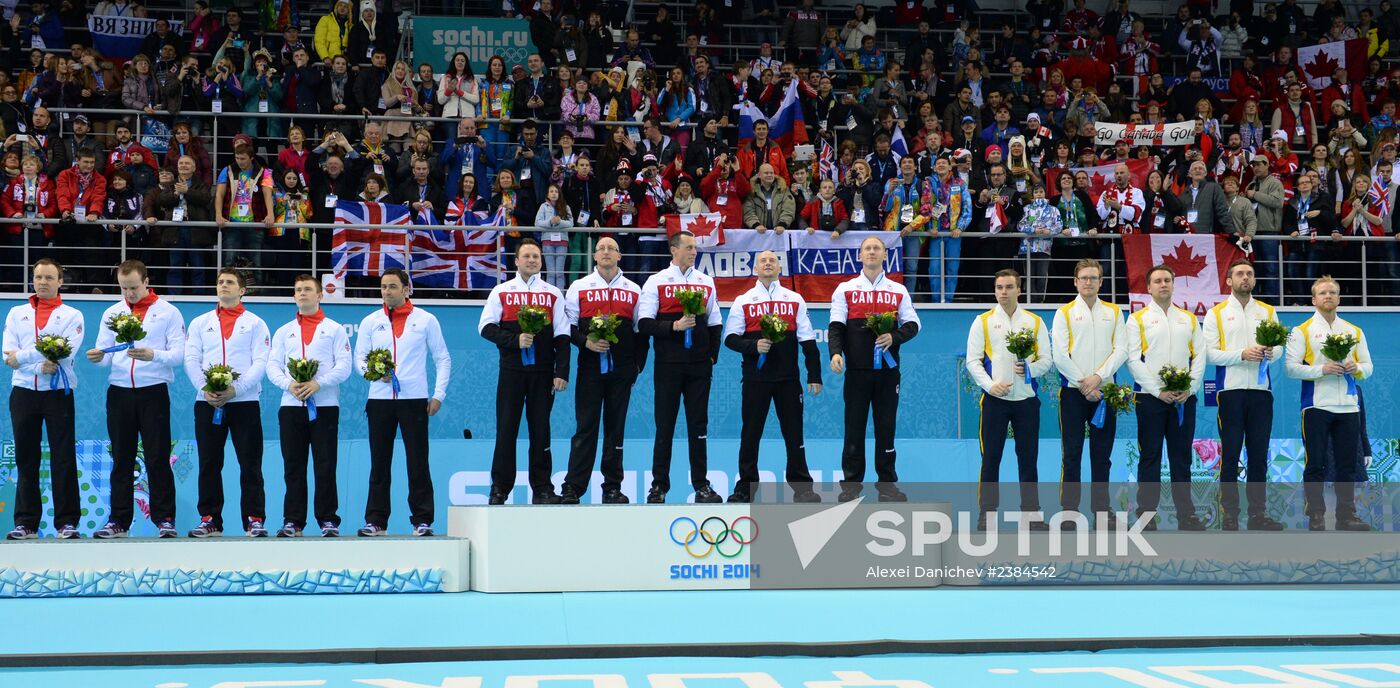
[1091, 382, 1137, 429]
[1321, 332, 1360, 395]
[202, 364, 240, 425]
[588, 314, 621, 374]
[1254, 320, 1290, 385]
[363, 348, 399, 394]
[101, 312, 147, 352]
[517, 305, 551, 365]
[757, 313, 788, 369]
[34, 333, 72, 394]
[864, 311, 898, 369]
[287, 357, 320, 421]
[1004, 327, 1038, 384]
[674, 287, 707, 349]
[1159, 364, 1193, 424]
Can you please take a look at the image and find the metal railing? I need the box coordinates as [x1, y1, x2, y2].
[4, 219, 1398, 307]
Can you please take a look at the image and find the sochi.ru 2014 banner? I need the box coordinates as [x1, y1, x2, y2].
[1124, 234, 1245, 317]
[88, 16, 184, 61]
[412, 16, 536, 74]
[1093, 121, 1198, 148]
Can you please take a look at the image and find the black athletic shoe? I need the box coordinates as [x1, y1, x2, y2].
[727, 491, 752, 503]
[1177, 514, 1206, 531]
[601, 488, 629, 504]
[646, 487, 666, 504]
[488, 491, 508, 506]
[1336, 514, 1372, 531]
[532, 491, 562, 505]
[1247, 514, 1285, 531]
[693, 486, 723, 503]
[559, 487, 582, 505]
[793, 489, 822, 503]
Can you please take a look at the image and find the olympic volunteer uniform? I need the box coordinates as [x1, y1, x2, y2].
[637, 263, 724, 502]
[1203, 296, 1280, 525]
[3, 295, 83, 538]
[479, 273, 571, 504]
[91, 291, 185, 537]
[184, 304, 271, 535]
[1285, 311, 1373, 525]
[966, 305, 1053, 517]
[562, 268, 647, 503]
[354, 301, 451, 532]
[1051, 296, 1127, 515]
[723, 279, 823, 502]
[828, 272, 920, 497]
[267, 310, 353, 534]
[1125, 301, 1206, 526]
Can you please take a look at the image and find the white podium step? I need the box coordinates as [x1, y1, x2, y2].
[448, 504, 757, 592]
[0, 536, 470, 597]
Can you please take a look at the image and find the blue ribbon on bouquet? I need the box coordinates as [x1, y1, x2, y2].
[1345, 373, 1357, 396]
[1091, 399, 1107, 429]
[1257, 358, 1270, 385]
[1019, 359, 1032, 384]
[49, 365, 70, 395]
[100, 342, 133, 353]
[684, 329, 693, 349]
[306, 396, 317, 422]
[873, 347, 897, 369]
[212, 405, 225, 425]
[522, 342, 536, 366]
[757, 353, 766, 369]
[390, 372, 401, 395]
[1174, 402, 1184, 426]
[601, 350, 612, 374]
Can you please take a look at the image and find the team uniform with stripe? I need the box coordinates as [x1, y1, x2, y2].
[1286, 311, 1373, 518]
[1125, 301, 1207, 521]
[1051, 297, 1127, 513]
[1203, 296, 1279, 519]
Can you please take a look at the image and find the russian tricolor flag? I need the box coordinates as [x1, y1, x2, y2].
[738, 80, 809, 153]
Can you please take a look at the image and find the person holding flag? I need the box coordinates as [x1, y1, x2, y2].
[3, 259, 83, 540]
[637, 231, 724, 504]
[1125, 264, 1207, 531]
[1203, 260, 1287, 531]
[966, 269, 1053, 529]
[829, 236, 921, 502]
[184, 268, 272, 538]
[561, 237, 646, 505]
[266, 274, 353, 537]
[87, 260, 186, 539]
[1363, 159, 1400, 305]
[723, 250, 824, 504]
[479, 238, 571, 505]
[1051, 258, 1127, 528]
[1285, 276, 1374, 531]
[354, 269, 452, 535]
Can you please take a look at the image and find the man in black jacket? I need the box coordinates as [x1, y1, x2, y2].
[352, 49, 390, 117]
[684, 116, 730, 181]
[392, 157, 446, 222]
[511, 54, 562, 124]
[723, 250, 824, 503]
[636, 232, 724, 504]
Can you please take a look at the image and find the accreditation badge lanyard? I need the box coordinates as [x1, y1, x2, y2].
[1298, 195, 1313, 236]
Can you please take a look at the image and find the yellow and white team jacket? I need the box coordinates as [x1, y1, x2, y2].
[1203, 296, 1280, 392]
[1285, 311, 1373, 414]
[1051, 297, 1127, 387]
[1124, 301, 1207, 397]
[965, 305, 1053, 401]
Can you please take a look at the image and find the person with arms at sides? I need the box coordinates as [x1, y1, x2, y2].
[3, 259, 83, 540]
[1203, 260, 1286, 531]
[1051, 258, 1126, 529]
[828, 236, 920, 503]
[266, 275, 353, 537]
[1285, 276, 1374, 531]
[966, 269, 1053, 530]
[636, 231, 724, 504]
[1125, 265, 1207, 531]
[183, 268, 271, 538]
[88, 260, 185, 539]
[479, 239, 571, 505]
[561, 237, 647, 504]
[724, 250, 824, 503]
[354, 269, 451, 536]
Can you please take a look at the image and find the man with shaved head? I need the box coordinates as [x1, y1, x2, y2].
[723, 250, 823, 503]
[560, 237, 647, 504]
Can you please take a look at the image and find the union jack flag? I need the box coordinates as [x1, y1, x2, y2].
[1369, 176, 1392, 217]
[407, 206, 508, 289]
[818, 137, 836, 182]
[330, 201, 413, 277]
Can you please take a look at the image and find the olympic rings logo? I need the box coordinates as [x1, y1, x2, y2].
[668, 516, 758, 558]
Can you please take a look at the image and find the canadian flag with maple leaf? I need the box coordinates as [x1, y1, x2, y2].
[665, 212, 726, 248]
[1298, 39, 1368, 91]
[1124, 234, 1245, 317]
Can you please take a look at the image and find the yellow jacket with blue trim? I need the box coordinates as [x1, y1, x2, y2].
[965, 305, 1053, 401]
[1124, 301, 1207, 397]
[1202, 296, 1280, 392]
[1285, 310, 1372, 413]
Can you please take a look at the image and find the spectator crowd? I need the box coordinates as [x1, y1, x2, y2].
[2, 0, 1400, 305]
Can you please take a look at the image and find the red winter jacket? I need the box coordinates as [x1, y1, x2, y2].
[700, 166, 751, 229]
[0, 174, 58, 237]
[55, 168, 107, 218]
